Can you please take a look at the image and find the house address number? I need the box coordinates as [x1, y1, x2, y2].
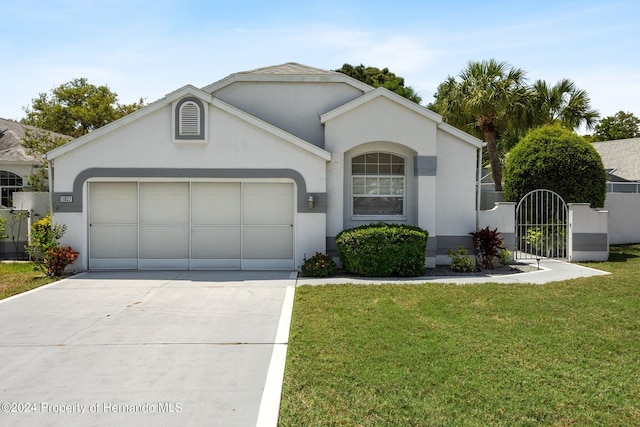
[59, 195, 73, 203]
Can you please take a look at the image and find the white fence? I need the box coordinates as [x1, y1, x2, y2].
[605, 193, 640, 244]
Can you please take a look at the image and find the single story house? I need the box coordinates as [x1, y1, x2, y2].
[47, 63, 483, 271]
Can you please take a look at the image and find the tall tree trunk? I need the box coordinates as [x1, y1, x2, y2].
[484, 129, 502, 192]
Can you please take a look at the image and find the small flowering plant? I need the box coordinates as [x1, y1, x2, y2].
[300, 252, 336, 277]
[43, 246, 79, 277]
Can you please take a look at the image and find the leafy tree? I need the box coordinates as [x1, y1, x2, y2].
[531, 79, 599, 130]
[22, 78, 145, 138]
[504, 125, 606, 208]
[590, 111, 640, 141]
[430, 59, 531, 191]
[335, 64, 422, 103]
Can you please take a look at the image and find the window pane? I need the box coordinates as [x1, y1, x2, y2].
[378, 164, 391, 174]
[392, 155, 404, 164]
[378, 178, 391, 194]
[352, 164, 365, 174]
[378, 153, 391, 163]
[392, 178, 404, 195]
[365, 178, 379, 194]
[352, 155, 365, 164]
[365, 164, 378, 174]
[365, 153, 378, 163]
[391, 164, 405, 175]
[353, 197, 403, 215]
[352, 177, 365, 195]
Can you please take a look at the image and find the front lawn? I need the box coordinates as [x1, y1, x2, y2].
[0, 262, 58, 299]
[280, 245, 640, 426]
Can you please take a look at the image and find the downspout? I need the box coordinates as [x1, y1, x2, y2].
[47, 157, 54, 225]
[476, 144, 483, 230]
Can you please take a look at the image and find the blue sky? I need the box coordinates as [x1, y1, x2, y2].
[2, 0, 639, 130]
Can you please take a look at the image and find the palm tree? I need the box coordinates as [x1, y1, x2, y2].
[431, 59, 531, 191]
[531, 79, 599, 130]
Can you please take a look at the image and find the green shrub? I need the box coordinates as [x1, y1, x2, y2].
[504, 124, 606, 208]
[498, 248, 512, 265]
[447, 246, 475, 272]
[300, 252, 336, 277]
[335, 223, 428, 277]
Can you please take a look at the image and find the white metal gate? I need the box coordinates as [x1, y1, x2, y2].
[515, 189, 568, 259]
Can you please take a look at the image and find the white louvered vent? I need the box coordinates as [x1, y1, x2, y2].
[179, 101, 200, 136]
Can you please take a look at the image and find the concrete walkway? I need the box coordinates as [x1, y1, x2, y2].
[297, 258, 611, 286]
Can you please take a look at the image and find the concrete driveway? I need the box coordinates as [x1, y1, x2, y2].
[0, 270, 296, 427]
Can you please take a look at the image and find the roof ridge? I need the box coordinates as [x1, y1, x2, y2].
[240, 62, 340, 75]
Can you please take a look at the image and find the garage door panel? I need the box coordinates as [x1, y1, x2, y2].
[192, 183, 241, 225]
[140, 182, 189, 225]
[140, 226, 189, 259]
[243, 226, 293, 259]
[90, 225, 137, 259]
[243, 183, 293, 225]
[192, 226, 241, 259]
[90, 182, 137, 225]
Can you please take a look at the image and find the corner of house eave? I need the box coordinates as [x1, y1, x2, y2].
[437, 122, 483, 149]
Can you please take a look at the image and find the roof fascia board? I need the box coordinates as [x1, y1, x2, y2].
[321, 87, 443, 124]
[211, 97, 331, 161]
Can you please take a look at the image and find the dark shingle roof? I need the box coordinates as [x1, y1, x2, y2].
[592, 138, 640, 182]
[242, 62, 341, 76]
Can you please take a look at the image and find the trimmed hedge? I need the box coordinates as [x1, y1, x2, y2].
[335, 223, 428, 277]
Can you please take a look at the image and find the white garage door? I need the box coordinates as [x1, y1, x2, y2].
[89, 181, 294, 270]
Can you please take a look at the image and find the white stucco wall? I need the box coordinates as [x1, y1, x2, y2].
[435, 129, 478, 237]
[323, 95, 438, 237]
[51, 99, 329, 270]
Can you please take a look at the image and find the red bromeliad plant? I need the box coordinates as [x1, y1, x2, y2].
[43, 246, 79, 277]
[470, 227, 504, 269]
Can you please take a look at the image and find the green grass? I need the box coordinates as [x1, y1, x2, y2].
[280, 245, 640, 426]
[0, 262, 58, 299]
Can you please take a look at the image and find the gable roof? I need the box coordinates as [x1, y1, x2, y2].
[592, 138, 640, 181]
[320, 88, 483, 149]
[202, 62, 373, 94]
[46, 85, 212, 160]
[0, 118, 72, 164]
[46, 84, 331, 162]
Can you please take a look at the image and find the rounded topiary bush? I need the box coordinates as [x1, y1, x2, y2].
[504, 124, 606, 207]
[335, 223, 428, 277]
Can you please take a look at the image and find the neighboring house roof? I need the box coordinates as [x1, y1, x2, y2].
[592, 138, 640, 181]
[0, 118, 73, 164]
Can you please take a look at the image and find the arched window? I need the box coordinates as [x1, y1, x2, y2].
[175, 97, 205, 139]
[351, 152, 405, 216]
[0, 170, 24, 207]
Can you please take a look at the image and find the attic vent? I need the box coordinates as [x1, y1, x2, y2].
[179, 101, 200, 135]
[175, 97, 205, 140]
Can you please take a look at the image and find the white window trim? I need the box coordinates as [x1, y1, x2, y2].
[350, 152, 407, 219]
